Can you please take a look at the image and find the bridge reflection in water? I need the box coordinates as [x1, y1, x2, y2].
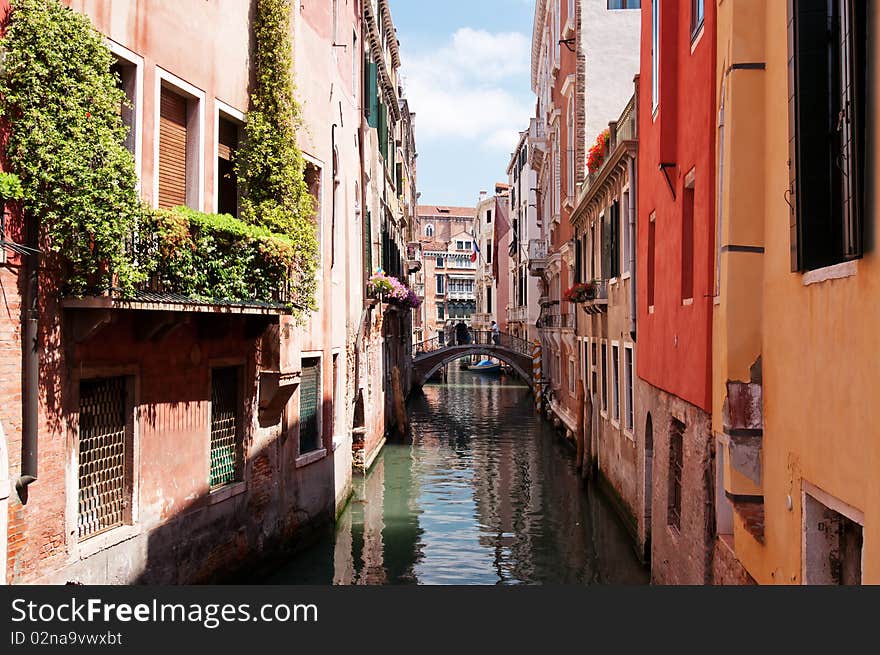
[263, 367, 648, 585]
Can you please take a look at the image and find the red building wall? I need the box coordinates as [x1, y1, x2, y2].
[637, 0, 716, 412]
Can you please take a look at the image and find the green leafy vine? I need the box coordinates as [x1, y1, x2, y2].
[235, 0, 319, 316]
[0, 0, 143, 294]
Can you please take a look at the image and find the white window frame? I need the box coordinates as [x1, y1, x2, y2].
[611, 341, 621, 426]
[213, 100, 245, 215]
[624, 343, 635, 437]
[600, 340, 608, 417]
[296, 352, 327, 468]
[154, 68, 206, 211]
[107, 40, 144, 195]
[425, 224, 434, 237]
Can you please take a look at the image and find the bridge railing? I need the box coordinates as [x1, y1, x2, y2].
[413, 331, 533, 358]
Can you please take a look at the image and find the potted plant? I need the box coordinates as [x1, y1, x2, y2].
[587, 129, 611, 174]
[563, 280, 598, 304]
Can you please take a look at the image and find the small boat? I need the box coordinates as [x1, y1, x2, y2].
[467, 359, 501, 374]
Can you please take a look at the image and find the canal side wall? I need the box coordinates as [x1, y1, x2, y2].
[638, 383, 714, 585]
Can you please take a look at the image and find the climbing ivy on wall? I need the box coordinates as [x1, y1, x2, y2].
[236, 0, 319, 316]
[0, 0, 143, 294]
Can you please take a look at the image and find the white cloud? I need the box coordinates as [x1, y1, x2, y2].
[401, 27, 532, 152]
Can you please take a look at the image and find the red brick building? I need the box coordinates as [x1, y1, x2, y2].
[0, 0, 374, 584]
[636, 0, 717, 584]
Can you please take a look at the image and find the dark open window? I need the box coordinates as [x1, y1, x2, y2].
[210, 367, 242, 489]
[217, 116, 240, 217]
[603, 201, 621, 279]
[789, 0, 867, 271]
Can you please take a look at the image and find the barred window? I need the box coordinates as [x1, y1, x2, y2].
[299, 358, 322, 455]
[210, 367, 242, 489]
[668, 419, 685, 531]
[78, 376, 133, 540]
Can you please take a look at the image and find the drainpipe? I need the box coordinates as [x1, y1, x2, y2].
[628, 155, 637, 341]
[332, 123, 338, 271]
[17, 210, 39, 498]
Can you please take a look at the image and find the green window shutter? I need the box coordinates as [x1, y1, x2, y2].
[364, 209, 373, 276]
[378, 103, 388, 160]
[366, 59, 379, 129]
[299, 358, 321, 454]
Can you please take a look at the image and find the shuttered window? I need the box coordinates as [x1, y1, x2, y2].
[299, 358, 321, 455]
[158, 88, 188, 209]
[210, 367, 241, 489]
[78, 377, 132, 540]
[603, 201, 620, 279]
[788, 0, 867, 271]
[365, 58, 379, 129]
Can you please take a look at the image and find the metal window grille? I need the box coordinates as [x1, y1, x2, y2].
[78, 377, 129, 540]
[299, 358, 321, 455]
[668, 419, 685, 531]
[210, 367, 241, 489]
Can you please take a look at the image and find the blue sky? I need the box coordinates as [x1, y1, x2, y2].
[389, 0, 536, 206]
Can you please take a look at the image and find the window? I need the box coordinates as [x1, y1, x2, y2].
[217, 112, 241, 217]
[304, 161, 323, 265]
[108, 42, 143, 184]
[437, 303, 445, 320]
[77, 376, 133, 540]
[603, 200, 621, 279]
[803, 490, 863, 585]
[789, 0, 866, 271]
[651, 0, 660, 112]
[299, 358, 322, 455]
[591, 342, 598, 395]
[682, 172, 695, 300]
[332, 354, 340, 439]
[566, 95, 575, 199]
[352, 30, 358, 98]
[425, 224, 434, 238]
[611, 343, 620, 423]
[608, 0, 640, 7]
[568, 359, 576, 395]
[210, 367, 242, 489]
[691, 0, 704, 37]
[486, 209, 492, 224]
[623, 190, 633, 275]
[111, 59, 138, 157]
[486, 286, 493, 314]
[486, 241, 493, 265]
[601, 342, 608, 413]
[668, 418, 684, 531]
[648, 213, 657, 307]
[624, 345, 634, 432]
[456, 240, 465, 250]
[436, 275, 445, 294]
[156, 71, 205, 211]
[436, 257, 445, 268]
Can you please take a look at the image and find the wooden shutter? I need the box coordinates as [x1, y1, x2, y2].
[158, 89, 188, 209]
[365, 58, 379, 129]
[299, 359, 321, 454]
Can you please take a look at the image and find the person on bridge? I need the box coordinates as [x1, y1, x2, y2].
[491, 321, 501, 345]
[443, 320, 454, 346]
[455, 321, 469, 345]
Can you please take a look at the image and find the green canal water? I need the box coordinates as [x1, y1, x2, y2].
[265, 367, 648, 585]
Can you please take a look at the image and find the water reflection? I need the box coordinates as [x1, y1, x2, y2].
[264, 367, 647, 585]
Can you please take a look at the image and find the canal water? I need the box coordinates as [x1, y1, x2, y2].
[265, 366, 648, 585]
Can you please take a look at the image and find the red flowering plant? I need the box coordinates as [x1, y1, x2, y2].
[587, 129, 611, 174]
[563, 281, 598, 304]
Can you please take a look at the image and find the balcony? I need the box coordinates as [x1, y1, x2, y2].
[447, 290, 476, 301]
[579, 280, 609, 315]
[528, 239, 549, 276]
[536, 312, 574, 330]
[471, 312, 492, 327]
[507, 305, 528, 324]
[582, 94, 637, 199]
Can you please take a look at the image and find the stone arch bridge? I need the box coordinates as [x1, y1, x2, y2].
[412, 331, 535, 390]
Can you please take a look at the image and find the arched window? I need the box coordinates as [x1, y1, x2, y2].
[425, 224, 434, 238]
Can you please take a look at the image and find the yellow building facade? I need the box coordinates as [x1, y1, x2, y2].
[716, 0, 878, 584]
